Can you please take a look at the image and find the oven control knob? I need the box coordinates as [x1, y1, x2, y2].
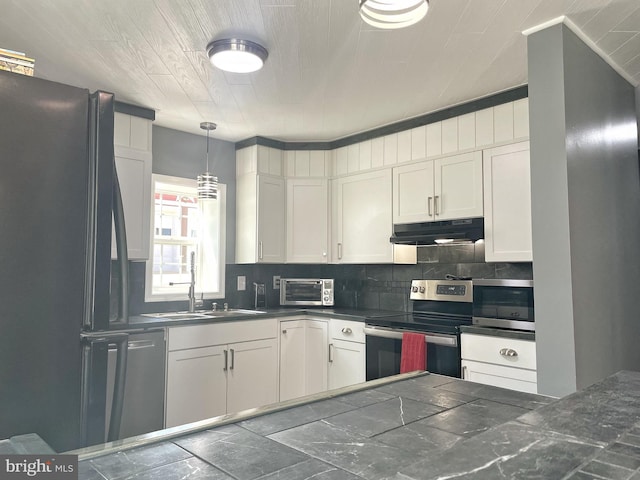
[324, 296, 330, 302]
[419, 286, 426, 293]
[411, 286, 418, 293]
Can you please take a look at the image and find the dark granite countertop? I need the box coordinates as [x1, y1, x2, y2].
[76, 370, 640, 480]
[460, 324, 536, 341]
[126, 307, 398, 330]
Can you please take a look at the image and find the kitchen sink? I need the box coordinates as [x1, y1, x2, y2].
[141, 309, 266, 321]
[141, 312, 213, 320]
[200, 309, 266, 316]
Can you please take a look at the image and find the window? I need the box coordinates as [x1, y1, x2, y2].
[145, 174, 226, 302]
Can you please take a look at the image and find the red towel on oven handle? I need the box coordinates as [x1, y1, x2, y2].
[400, 332, 426, 373]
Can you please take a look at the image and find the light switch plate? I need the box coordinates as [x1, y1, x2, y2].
[237, 276, 246, 291]
[273, 275, 281, 290]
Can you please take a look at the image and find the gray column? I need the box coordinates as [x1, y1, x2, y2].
[528, 24, 640, 397]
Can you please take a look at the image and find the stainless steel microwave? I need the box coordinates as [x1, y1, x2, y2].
[280, 278, 334, 306]
[472, 279, 534, 331]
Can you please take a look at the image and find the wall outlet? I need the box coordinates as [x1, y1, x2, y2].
[237, 276, 246, 291]
[273, 275, 281, 290]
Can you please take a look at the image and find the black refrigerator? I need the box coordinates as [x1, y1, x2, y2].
[0, 70, 132, 452]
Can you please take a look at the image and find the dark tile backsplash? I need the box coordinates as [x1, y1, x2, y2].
[117, 243, 532, 316]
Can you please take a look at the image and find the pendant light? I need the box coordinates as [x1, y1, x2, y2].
[359, 0, 429, 29]
[197, 122, 218, 200]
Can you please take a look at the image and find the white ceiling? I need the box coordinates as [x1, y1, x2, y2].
[1, 0, 639, 143]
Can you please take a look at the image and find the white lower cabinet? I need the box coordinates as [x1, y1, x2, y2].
[328, 319, 366, 390]
[227, 338, 279, 413]
[280, 317, 366, 401]
[165, 319, 278, 428]
[166, 345, 227, 427]
[460, 332, 537, 394]
[279, 318, 328, 401]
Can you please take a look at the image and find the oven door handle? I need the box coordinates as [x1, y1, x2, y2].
[364, 325, 458, 347]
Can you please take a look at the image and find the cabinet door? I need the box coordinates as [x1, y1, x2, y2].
[483, 141, 532, 262]
[227, 338, 278, 413]
[279, 320, 307, 402]
[462, 359, 537, 394]
[392, 160, 435, 223]
[306, 320, 328, 395]
[111, 147, 152, 260]
[286, 178, 328, 263]
[165, 346, 227, 428]
[328, 339, 365, 390]
[257, 175, 285, 263]
[333, 170, 393, 263]
[434, 151, 483, 220]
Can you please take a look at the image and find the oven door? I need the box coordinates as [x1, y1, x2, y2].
[364, 325, 461, 380]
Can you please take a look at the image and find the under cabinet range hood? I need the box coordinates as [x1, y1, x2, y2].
[391, 218, 484, 264]
[390, 218, 484, 245]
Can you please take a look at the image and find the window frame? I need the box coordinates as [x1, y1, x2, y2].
[144, 174, 226, 303]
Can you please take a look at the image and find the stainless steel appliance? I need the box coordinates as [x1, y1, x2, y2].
[365, 279, 472, 380]
[280, 278, 334, 306]
[472, 279, 534, 331]
[0, 70, 134, 451]
[105, 331, 165, 440]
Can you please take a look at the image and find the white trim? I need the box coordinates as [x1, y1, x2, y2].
[145, 175, 226, 303]
[522, 16, 639, 88]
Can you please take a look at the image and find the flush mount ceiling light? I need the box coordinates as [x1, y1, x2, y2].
[197, 122, 218, 200]
[206, 39, 268, 73]
[359, 0, 429, 29]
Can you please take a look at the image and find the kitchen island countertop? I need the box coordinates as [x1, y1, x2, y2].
[76, 370, 640, 480]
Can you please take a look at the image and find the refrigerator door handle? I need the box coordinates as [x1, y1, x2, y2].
[81, 332, 128, 444]
[111, 163, 130, 328]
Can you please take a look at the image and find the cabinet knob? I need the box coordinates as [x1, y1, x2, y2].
[282, 330, 287, 334]
[499, 348, 518, 357]
[341, 327, 352, 334]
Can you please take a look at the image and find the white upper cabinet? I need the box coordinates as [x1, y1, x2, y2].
[393, 161, 435, 223]
[483, 141, 532, 262]
[236, 174, 286, 263]
[434, 151, 484, 220]
[257, 175, 286, 262]
[332, 169, 393, 263]
[393, 151, 483, 224]
[286, 178, 328, 263]
[112, 113, 152, 260]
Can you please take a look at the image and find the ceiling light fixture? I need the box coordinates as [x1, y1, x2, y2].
[206, 39, 268, 73]
[197, 122, 218, 200]
[359, 0, 429, 29]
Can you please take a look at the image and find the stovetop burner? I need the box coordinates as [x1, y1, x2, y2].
[367, 312, 471, 335]
[366, 279, 473, 334]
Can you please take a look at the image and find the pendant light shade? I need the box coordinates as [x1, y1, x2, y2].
[197, 122, 218, 200]
[207, 39, 268, 73]
[359, 0, 429, 29]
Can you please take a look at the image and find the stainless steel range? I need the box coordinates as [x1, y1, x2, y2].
[365, 279, 472, 380]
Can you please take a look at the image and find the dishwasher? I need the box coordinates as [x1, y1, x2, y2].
[105, 329, 166, 441]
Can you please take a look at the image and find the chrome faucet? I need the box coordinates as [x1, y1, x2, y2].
[169, 251, 203, 312]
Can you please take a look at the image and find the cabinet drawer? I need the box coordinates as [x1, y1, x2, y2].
[329, 319, 365, 343]
[168, 319, 278, 351]
[462, 359, 537, 394]
[461, 333, 536, 370]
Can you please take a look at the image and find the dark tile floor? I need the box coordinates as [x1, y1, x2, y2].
[79, 372, 640, 480]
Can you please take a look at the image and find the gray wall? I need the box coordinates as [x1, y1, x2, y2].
[152, 125, 236, 263]
[529, 24, 640, 397]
